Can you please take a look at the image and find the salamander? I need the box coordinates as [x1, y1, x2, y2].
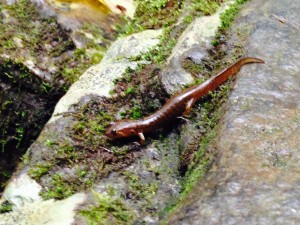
[106, 57, 264, 142]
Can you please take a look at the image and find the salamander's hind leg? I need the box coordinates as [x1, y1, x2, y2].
[138, 132, 145, 144]
[183, 98, 196, 116]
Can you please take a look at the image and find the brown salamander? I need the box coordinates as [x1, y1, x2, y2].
[106, 57, 264, 142]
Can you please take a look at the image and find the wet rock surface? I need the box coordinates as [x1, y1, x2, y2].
[0, 173, 86, 225]
[0, 29, 180, 225]
[0, 0, 122, 192]
[160, 3, 230, 94]
[50, 29, 162, 122]
[1, 0, 299, 224]
[166, 0, 300, 224]
[0, 58, 62, 192]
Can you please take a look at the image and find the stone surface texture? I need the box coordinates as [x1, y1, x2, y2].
[0, 192, 86, 225]
[0, 29, 162, 225]
[0, 172, 42, 209]
[1, 0, 299, 224]
[50, 29, 162, 122]
[160, 2, 232, 94]
[166, 0, 300, 224]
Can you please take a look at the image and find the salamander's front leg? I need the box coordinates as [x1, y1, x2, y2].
[183, 98, 196, 116]
[138, 132, 145, 144]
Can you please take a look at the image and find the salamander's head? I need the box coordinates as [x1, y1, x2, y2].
[105, 121, 137, 139]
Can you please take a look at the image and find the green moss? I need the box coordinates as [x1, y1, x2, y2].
[122, 171, 159, 201]
[0, 201, 13, 214]
[211, 39, 220, 46]
[211, 0, 249, 46]
[183, 15, 194, 24]
[192, 0, 220, 15]
[44, 139, 55, 147]
[55, 142, 82, 162]
[124, 86, 135, 95]
[182, 0, 221, 26]
[181, 128, 217, 194]
[80, 192, 135, 225]
[121, 0, 221, 34]
[117, 0, 182, 35]
[91, 52, 104, 64]
[130, 103, 142, 119]
[41, 173, 75, 200]
[0, 169, 11, 180]
[144, 27, 178, 65]
[220, 0, 248, 31]
[20, 151, 30, 166]
[28, 163, 52, 179]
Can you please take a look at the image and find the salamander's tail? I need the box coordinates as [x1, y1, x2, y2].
[207, 57, 264, 91]
[240, 57, 265, 65]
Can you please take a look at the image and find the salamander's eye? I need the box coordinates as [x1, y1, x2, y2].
[111, 129, 117, 135]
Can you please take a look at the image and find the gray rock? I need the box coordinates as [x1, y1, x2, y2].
[50, 29, 162, 122]
[0, 29, 163, 225]
[2, 0, 299, 224]
[166, 0, 300, 224]
[0, 192, 86, 225]
[160, 2, 232, 94]
[0, 172, 42, 209]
